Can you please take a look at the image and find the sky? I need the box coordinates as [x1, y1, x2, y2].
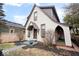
[3, 3, 68, 25]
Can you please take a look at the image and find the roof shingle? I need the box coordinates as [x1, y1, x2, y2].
[0, 19, 25, 29]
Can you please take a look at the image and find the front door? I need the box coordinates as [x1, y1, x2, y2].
[33, 29, 37, 39]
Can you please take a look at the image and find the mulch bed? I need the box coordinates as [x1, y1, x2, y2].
[22, 42, 79, 56]
[71, 34, 79, 47]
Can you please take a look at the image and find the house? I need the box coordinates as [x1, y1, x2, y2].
[0, 19, 25, 43]
[25, 4, 72, 47]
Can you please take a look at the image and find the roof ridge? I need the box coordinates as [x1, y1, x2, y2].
[38, 5, 54, 8]
[0, 19, 25, 28]
[1, 19, 23, 26]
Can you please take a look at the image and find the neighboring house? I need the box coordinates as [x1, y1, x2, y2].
[25, 4, 72, 47]
[0, 19, 25, 43]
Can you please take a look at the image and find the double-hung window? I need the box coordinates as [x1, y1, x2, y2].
[41, 24, 45, 38]
[34, 11, 37, 21]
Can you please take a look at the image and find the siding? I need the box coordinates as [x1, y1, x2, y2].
[0, 28, 25, 43]
[41, 8, 58, 22]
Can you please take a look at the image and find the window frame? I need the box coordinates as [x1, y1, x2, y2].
[34, 11, 37, 21]
[41, 24, 45, 38]
[9, 29, 15, 33]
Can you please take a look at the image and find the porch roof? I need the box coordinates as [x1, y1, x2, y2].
[27, 22, 39, 30]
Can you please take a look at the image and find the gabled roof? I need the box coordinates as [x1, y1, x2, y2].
[27, 21, 39, 30]
[25, 4, 36, 27]
[25, 4, 68, 27]
[27, 4, 36, 20]
[0, 19, 25, 29]
[39, 6, 60, 22]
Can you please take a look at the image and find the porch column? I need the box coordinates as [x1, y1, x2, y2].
[31, 29, 34, 39]
[32, 28, 34, 39]
[64, 27, 72, 46]
[52, 32, 56, 44]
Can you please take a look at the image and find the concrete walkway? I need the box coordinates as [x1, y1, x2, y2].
[2, 45, 26, 55]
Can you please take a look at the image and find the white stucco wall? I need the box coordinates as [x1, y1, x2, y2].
[25, 6, 72, 46]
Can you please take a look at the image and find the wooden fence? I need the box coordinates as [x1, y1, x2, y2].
[0, 32, 24, 43]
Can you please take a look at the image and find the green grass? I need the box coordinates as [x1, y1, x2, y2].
[0, 43, 15, 50]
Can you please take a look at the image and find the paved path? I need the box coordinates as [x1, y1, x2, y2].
[56, 45, 75, 51]
[56, 43, 79, 52]
[2, 45, 26, 55]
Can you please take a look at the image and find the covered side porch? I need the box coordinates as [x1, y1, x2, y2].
[54, 25, 72, 47]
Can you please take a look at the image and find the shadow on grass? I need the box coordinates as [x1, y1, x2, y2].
[22, 42, 79, 56]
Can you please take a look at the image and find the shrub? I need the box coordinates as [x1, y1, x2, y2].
[43, 30, 55, 47]
[71, 35, 79, 47]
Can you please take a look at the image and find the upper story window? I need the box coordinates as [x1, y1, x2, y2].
[34, 11, 37, 21]
[41, 24, 45, 38]
[9, 29, 15, 33]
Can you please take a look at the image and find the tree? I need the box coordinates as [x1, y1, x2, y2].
[0, 3, 5, 26]
[0, 3, 6, 27]
[0, 3, 5, 43]
[64, 3, 79, 34]
[0, 3, 5, 19]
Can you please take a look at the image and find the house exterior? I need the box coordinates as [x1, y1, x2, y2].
[0, 19, 25, 43]
[25, 4, 72, 47]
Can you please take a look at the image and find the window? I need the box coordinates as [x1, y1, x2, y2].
[28, 30, 30, 37]
[41, 24, 45, 38]
[23, 30, 25, 33]
[9, 29, 15, 33]
[34, 11, 37, 21]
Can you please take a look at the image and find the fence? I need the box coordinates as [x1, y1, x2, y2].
[0, 33, 20, 43]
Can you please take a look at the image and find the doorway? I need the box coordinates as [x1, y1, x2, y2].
[55, 26, 65, 46]
[33, 29, 37, 39]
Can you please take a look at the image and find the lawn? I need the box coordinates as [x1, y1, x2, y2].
[0, 43, 15, 50]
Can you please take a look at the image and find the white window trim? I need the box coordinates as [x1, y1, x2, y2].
[9, 29, 15, 33]
[34, 11, 37, 21]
